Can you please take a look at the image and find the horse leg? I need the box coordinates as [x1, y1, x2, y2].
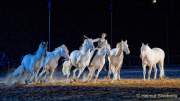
[107, 70, 111, 80]
[63, 61, 72, 82]
[34, 68, 41, 82]
[27, 72, 35, 84]
[38, 68, 46, 82]
[113, 71, 118, 80]
[21, 71, 29, 84]
[117, 64, 122, 80]
[65, 67, 71, 82]
[153, 65, 157, 80]
[76, 56, 81, 64]
[28, 73, 35, 83]
[111, 65, 117, 80]
[43, 70, 49, 82]
[107, 63, 112, 80]
[95, 65, 103, 81]
[87, 68, 94, 82]
[115, 66, 120, 80]
[73, 68, 78, 79]
[159, 61, 165, 79]
[77, 66, 86, 79]
[25, 72, 31, 84]
[112, 66, 117, 80]
[118, 68, 121, 80]
[142, 64, 146, 80]
[66, 68, 71, 82]
[49, 68, 55, 81]
[148, 66, 152, 80]
[87, 68, 92, 81]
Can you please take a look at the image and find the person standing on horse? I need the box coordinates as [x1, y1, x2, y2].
[84, 33, 108, 48]
[84, 33, 110, 72]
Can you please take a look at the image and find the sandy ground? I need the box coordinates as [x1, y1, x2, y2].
[0, 79, 180, 101]
[31, 78, 180, 88]
[0, 68, 180, 100]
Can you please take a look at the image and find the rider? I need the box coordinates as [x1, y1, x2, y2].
[84, 33, 110, 71]
[84, 33, 108, 48]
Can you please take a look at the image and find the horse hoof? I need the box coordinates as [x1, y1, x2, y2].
[72, 79, 77, 82]
[83, 80, 88, 83]
[25, 80, 29, 85]
[111, 80, 115, 83]
[93, 80, 97, 83]
[105, 76, 110, 80]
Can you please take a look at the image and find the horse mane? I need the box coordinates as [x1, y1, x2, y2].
[116, 41, 123, 56]
[146, 45, 151, 51]
[61, 44, 69, 54]
[53, 44, 69, 54]
[34, 42, 45, 55]
[142, 44, 152, 52]
[79, 38, 94, 52]
[79, 39, 88, 50]
[34, 43, 42, 54]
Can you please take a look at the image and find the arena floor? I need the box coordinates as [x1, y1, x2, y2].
[0, 69, 180, 101]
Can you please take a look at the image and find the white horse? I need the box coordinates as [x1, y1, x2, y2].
[63, 39, 95, 81]
[8, 42, 48, 84]
[87, 46, 110, 81]
[38, 44, 69, 82]
[108, 40, 130, 80]
[140, 43, 165, 80]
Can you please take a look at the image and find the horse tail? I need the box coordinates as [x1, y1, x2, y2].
[5, 65, 24, 85]
[12, 65, 24, 77]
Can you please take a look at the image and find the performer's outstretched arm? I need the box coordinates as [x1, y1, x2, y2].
[83, 35, 89, 39]
[83, 35, 100, 43]
[92, 38, 100, 43]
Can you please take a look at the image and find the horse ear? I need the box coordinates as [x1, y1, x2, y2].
[142, 43, 144, 46]
[125, 40, 127, 43]
[61, 44, 66, 47]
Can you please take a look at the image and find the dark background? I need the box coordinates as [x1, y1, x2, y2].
[0, 0, 179, 70]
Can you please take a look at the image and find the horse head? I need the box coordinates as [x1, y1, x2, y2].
[140, 43, 150, 60]
[82, 38, 95, 51]
[122, 40, 130, 55]
[37, 41, 48, 57]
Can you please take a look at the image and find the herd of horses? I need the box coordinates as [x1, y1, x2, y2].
[6, 38, 165, 85]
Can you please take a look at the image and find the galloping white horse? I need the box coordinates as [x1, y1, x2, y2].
[63, 39, 95, 80]
[108, 40, 130, 80]
[8, 42, 48, 84]
[140, 43, 165, 80]
[87, 45, 110, 81]
[38, 45, 69, 82]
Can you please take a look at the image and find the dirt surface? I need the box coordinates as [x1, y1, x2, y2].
[0, 79, 180, 101]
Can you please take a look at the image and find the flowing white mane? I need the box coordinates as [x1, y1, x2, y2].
[53, 44, 68, 55]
